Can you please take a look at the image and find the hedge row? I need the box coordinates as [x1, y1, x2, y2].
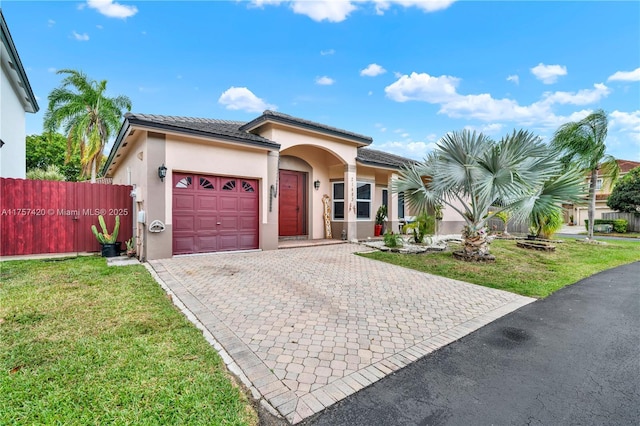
[584, 219, 628, 233]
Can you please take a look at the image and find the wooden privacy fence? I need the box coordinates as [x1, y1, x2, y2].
[602, 212, 640, 232]
[1, 178, 133, 256]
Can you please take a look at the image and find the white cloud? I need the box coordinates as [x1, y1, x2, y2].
[374, 140, 437, 160]
[218, 87, 276, 113]
[72, 31, 90, 41]
[47, 19, 55, 27]
[464, 123, 504, 134]
[541, 83, 610, 106]
[96, 24, 103, 29]
[373, 0, 456, 15]
[47, 67, 57, 73]
[250, 0, 283, 6]
[250, 0, 454, 22]
[530, 63, 567, 84]
[384, 71, 608, 129]
[506, 74, 519, 85]
[609, 110, 640, 145]
[320, 49, 335, 56]
[608, 67, 640, 82]
[315, 76, 335, 85]
[360, 63, 387, 77]
[374, 123, 387, 132]
[86, 0, 138, 19]
[385, 72, 460, 103]
[291, 1, 357, 22]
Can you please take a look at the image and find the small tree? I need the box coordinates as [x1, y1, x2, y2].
[26, 133, 82, 181]
[495, 210, 511, 235]
[395, 129, 584, 260]
[607, 167, 640, 214]
[530, 209, 563, 239]
[44, 69, 131, 182]
[551, 110, 620, 240]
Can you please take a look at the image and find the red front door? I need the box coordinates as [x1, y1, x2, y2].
[279, 170, 306, 236]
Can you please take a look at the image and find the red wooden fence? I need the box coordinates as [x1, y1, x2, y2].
[0, 178, 133, 256]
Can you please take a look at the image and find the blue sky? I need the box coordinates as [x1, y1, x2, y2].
[4, 0, 640, 160]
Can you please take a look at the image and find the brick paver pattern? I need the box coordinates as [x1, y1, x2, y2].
[150, 243, 534, 423]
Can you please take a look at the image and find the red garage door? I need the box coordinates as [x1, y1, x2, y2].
[172, 173, 259, 255]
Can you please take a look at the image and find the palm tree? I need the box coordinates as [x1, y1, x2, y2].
[44, 69, 131, 182]
[395, 129, 584, 260]
[551, 110, 620, 240]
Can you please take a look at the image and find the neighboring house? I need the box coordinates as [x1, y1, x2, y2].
[103, 111, 466, 260]
[0, 10, 39, 178]
[564, 159, 640, 225]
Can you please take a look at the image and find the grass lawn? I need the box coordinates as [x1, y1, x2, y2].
[0, 257, 257, 425]
[361, 238, 640, 298]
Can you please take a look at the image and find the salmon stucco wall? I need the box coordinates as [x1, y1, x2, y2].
[165, 133, 278, 252]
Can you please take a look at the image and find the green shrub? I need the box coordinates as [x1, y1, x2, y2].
[403, 211, 434, 243]
[530, 209, 563, 239]
[584, 219, 628, 233]
[383, 231, 403, 248]
[26, 164, 65, 181]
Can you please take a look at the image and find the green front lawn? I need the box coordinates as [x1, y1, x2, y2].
[361, 238, 640, 298]
[0, 257, 256, 425]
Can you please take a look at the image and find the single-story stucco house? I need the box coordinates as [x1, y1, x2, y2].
[103, 110, 464, 260]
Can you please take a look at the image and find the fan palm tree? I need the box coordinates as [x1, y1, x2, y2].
[44, 69, 131, 182]
[551, 110, 619, 240]
[395, 129, 584, 260]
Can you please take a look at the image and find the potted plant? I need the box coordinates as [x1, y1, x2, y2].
[569, 215, 574, 226]
[125, 237, 136, 257]
[91, 215, 121, 257]
[375, 205, 387, 237]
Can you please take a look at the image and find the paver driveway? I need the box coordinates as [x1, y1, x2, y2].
[149, 243, 534, 423]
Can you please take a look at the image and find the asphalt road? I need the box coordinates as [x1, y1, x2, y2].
[304, 262, 640, 426]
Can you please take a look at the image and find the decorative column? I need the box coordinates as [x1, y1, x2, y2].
[263, 150, 280, 250]
[344, 164, 357, 242]
[388, 173, 399, 233]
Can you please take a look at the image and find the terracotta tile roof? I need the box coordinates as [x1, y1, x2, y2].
[617, 159, 640, 174]
[124, 113, 280, 148]
[240, 110, 373, 145]
[357, 148, 416, 169]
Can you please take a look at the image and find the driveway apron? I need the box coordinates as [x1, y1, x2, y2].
[149, 243, 534, 423]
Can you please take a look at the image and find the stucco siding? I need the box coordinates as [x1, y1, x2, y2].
[0, 62, 26, 178]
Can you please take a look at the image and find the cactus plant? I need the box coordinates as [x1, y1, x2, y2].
[91, 215, 120, 244]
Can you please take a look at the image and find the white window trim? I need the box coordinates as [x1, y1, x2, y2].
[356, 181, 372, 221]
[332, 181, 345, 221]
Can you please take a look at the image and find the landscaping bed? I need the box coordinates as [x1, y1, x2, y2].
[360, 238, 640, 298]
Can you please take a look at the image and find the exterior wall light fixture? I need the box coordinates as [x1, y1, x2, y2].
[158, 164, 167, 182]
[314, 180, 320, 190]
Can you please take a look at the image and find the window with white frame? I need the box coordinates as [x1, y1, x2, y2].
[356, 182, 372, 219]
[588, 178, 604, 190]
[332, 181, 373, 220]
[332, 182, 345, 220]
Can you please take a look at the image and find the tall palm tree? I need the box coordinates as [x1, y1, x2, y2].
[395, 129, 584, 260]
[551, 110, 620, 240]
[44, 69, 131, 182]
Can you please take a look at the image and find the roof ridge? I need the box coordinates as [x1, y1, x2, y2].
[241, 110, 373, 143]
[126, 112, 247, 125]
